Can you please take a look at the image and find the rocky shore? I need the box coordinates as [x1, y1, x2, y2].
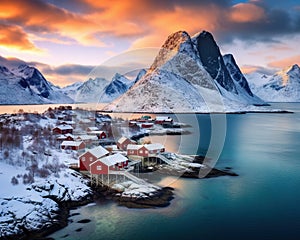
[92, 184, 174, 209]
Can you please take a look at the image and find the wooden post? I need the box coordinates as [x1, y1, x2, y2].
[102, 174, 103, 186]
[108, 169, 110, 186]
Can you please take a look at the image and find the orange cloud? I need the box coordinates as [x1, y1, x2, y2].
[130, 5, 223, 49]
[0, 24, 40, 51]
[0, 0, 105, 48]
[269, 55, 300, 68]
[229, 3, 265, 23]
[240, 65, 261, 74]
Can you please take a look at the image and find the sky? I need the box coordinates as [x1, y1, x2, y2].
[0, 0, 300, 86]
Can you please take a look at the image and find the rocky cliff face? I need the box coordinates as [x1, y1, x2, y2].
[194, 31, 237, 94]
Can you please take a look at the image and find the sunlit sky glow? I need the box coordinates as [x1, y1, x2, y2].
[0, 0, 300, 86]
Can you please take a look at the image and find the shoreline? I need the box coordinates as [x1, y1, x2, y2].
[2, 158, 238, 240]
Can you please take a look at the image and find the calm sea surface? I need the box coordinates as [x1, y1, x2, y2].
[3, 103, 300, 240]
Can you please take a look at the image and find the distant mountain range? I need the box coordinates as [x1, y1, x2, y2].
[246, 64, 300, 102]
[1, 30, 299, 108]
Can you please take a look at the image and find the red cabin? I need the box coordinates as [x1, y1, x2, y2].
[53, 125, 73, 135]
[79, 146, 109, 171]
[117, 137, 136, 151]
[61, 141, 85, 151]
[89, 153, 128, 175]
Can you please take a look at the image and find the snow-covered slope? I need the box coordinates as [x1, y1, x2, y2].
[247, 64, 300, 102]
[0, 64, 73, 104]
[98, 73, 133, 103]
[73, 77, 109, 103]
[104, 30, 266, 113]
[59, 81, 83, 100]
[63, 70, 146, 103]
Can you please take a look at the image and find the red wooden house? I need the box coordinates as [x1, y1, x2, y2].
[117, 137, 136, 150]
[52, 125, 73, 134]
[89, 153, 128, 175]
[144, 143, 165, 156]
[87, 131, 107, 139]
[61, 141, 85, 151]
[127, 143, 165, 158]
[79, 146, 109, 171]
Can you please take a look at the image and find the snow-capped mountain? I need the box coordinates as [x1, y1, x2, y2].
[0, 64, 73, 104]
[59, 81, 83, 100]
[104, 30, 266, 113]
[73, 77, 109, 103]
[98, 73, 133, 103]
[247, 64, 300, 102]
[62, 70, 146, 103]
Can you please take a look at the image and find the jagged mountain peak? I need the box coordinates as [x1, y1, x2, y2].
[149, 30, 195, 71]
[193, 30, 238, 94]
[286, 64, 300, 76]
[103, 29, 265, 112]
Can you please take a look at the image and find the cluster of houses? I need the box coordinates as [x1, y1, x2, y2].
[53, 124, 107, 150]
[63, 136, 166, 186]
[129, 116, 173, 129]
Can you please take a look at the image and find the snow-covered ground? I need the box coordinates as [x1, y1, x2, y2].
[0, 161, 91, 238]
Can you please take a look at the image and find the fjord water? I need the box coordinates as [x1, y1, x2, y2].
[47, 103, 300, 240]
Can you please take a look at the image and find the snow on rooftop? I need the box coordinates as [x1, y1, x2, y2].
[117, 136, 128, 144]
[156, 116, 172, 121]
[75, 135, 98, 141]
[86, 146, 109, 159]
[92, 153, 128, 167]
[127, 144, 141, 150]
[54, 125, 73, 130]
[87, 126, 99, 131]
[145, 143, 165, 151]
[61, 141, 83, 147]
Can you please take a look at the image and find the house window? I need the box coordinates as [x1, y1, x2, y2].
[145, 150, 148, 154]
[89, 157, 93, 162]
[139, 150, 143, 154]
[82, 157, 86, 161]
[130, 150, 134, 154]
[97, 165, 102, 171]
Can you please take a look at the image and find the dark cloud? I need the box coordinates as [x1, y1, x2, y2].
[31, 63, 94, 76]
[216, 4, 300, 44]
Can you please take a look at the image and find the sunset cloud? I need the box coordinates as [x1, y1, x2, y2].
[0, 23, 40, 51]
[268, 55, 300, 69]
[0, 0, 299, 85]
[229, 3, 265, 23]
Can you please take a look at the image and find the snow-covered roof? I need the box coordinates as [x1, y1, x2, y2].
[61, 141, 83, 147]
[87, 126, 99, 131]
[54, 125, 73, 130]
[127, 144, 141, 150]
[88, 146, 109, 159]
[144, 143, 165, 151]
[75, 135, 98, 141]
[156, 116, 172, 121]
[59, 121, 75, 125]
[91, 153, 128, 167]
[87, 131, 105, 135]
[65, 133, 75, 138]
[117, 136, 130, 144]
